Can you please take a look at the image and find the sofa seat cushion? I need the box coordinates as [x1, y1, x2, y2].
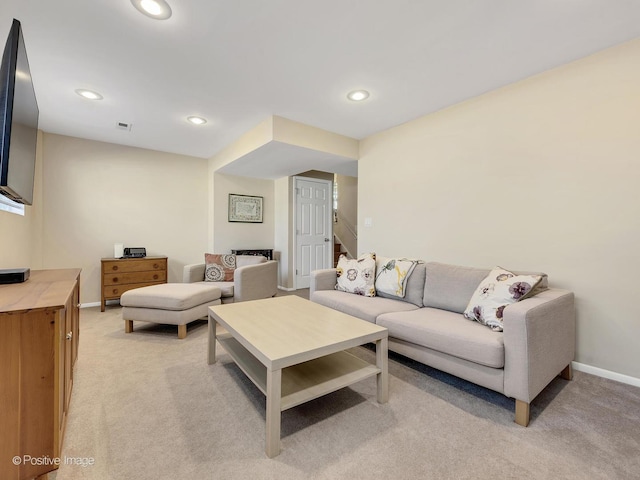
[311, 290, 419, 324]
[195, 280, 233, 298]
[376, 308, 505, 368]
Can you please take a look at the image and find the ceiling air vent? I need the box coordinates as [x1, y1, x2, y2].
[116, 121, 132, 131]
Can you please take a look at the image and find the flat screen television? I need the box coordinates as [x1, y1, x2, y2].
[0, 19, 39, 205]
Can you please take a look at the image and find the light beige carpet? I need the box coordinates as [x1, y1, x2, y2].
[53, 304, 640, 480]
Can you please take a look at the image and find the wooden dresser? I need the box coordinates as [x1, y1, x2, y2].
[0, 269, 81, 480]
[101, 256, 167, 311]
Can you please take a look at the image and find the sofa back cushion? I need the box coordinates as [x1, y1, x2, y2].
[423, 262, 549, 314]
[236, 255, 267, 268]
[377, 262, 426, 307]
[423, 263, 490, 313]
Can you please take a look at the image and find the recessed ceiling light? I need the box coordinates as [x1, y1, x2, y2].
[187, 116, 207, 125]
[75, 89, 103, 100]
[131, 0, 172, 20]
[347, 90, 370, 101]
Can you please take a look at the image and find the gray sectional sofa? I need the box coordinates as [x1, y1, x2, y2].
[310, 261, 576, 426]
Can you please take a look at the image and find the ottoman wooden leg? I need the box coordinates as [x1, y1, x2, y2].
[515, 399, 530, 427]
[178, 324, 187, 339]
[559, 363, 573, 380]
[125, 320, 133, 333]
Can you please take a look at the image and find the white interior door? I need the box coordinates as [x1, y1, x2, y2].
[294, 177, 332, 289]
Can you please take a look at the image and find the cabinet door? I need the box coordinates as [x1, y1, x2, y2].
[64, 300, 73, 412]
[72, 283, 80, 365]
[21, 310, 57, 479]
[57, 308, 68, 453]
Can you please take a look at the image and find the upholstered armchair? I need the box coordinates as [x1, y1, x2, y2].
[183, 255, 278, 303]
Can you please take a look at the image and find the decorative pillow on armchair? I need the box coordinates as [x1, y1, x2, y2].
[375, 256, 418, 299]
[335, 252, 376, 297]
[463, 266, 542, 332]
[204, 254, 236, 282]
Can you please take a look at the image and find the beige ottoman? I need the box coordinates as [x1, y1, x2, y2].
[121, 283, 222, 339]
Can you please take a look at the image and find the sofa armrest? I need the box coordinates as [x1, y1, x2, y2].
[233, 260, 278, 302]
[183, 263, 206, 283]
[310, 269, 337, 298]
[503, 288, 576, 403]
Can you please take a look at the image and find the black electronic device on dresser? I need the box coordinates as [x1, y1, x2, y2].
[0, 267, 30, 284]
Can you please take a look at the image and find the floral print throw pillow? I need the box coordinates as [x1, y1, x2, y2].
[335, 252, 376, 297]
[463, 266, 542, 331]
[204, 253, 236, 282]
[375, 257, 418, 298]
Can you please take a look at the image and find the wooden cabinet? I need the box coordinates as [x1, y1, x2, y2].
[100, 256, 167, 312]
[0, 269, 81, 480]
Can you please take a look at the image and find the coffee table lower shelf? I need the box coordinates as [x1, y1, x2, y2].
[218, 332, 381, 410]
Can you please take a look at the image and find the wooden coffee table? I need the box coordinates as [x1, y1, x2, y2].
[208, 295, 388, 458]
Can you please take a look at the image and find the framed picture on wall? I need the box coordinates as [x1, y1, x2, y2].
[228, 194, 263, 223]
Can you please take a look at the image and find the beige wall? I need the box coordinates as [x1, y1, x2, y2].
[0, 130, 44, 269]
[359, 39, 640, 380]
[41, 134, 209, 304]
[212, 173, 275, 254]
[0, 201, 33, 267]
[273, 176, 291, 288]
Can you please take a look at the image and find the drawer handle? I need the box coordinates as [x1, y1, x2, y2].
[112, 288, 119, 294]
[153, 274, 158, 280]
[113, 277, 119, 283]
[66, 332, 73, 340]
[112, 266, 119, 271]
[153, 263, 159, 269]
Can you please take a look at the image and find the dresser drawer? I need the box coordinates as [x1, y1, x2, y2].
[102, 282, 165, 300]
[103, 270, 167, 286]
[102, 258, 167, 274]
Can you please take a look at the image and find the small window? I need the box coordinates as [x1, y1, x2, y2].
[0, 194, 25, 215]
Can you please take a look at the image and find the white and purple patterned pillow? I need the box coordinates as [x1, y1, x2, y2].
[335, 252, 376, 297]
[463, 267, 542, 331]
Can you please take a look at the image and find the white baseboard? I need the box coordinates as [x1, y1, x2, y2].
[572, 361, 640, 388]
[277, 286, 297, 292]
[80, 302, 101, 309]
[80, 300, 119, 309]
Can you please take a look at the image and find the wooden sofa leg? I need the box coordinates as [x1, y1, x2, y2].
[515, 400, 530, 427]
[178, 324, 187, 339]
[125, 320, 133, 333]
[560, 363, 573, 380]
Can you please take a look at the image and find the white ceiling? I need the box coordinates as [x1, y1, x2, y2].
[1, 1, 640, 173]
